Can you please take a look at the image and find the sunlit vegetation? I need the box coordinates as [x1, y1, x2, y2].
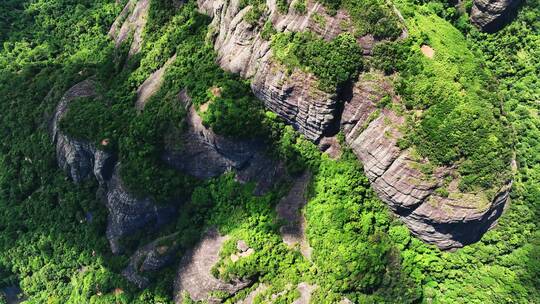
[0, 0, 538, 303]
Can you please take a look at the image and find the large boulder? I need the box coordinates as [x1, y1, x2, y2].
[470, 0, 521, 32]
[174, 228, 252, 304]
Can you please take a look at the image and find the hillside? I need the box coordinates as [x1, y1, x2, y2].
[0, 0, 538, 303]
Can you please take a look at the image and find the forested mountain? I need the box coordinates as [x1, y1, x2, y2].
[0, 0, 538, 303]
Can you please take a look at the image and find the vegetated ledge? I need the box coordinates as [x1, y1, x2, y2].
[340, 74, 515, 250]
[197, 0, 514, 249]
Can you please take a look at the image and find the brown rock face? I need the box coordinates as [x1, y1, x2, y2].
[341, 74, 512, 249]
[470, 0, 521, 32]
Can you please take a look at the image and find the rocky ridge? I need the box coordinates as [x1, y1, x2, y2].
[198, 0, 363, 141]
[51, 80, 177, 254]
[198, 0, 513, 249]
[340, 74, 513, 249]
[109, 0, 150, 56]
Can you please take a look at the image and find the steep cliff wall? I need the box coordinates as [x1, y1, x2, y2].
[198, 0, 358, 141]
[341, 74, 513, 249]
[51, 80, 176, 254]
[198, 0, 512, 249]
[109, 0, 150, 56]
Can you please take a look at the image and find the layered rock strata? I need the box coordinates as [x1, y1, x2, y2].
[198, 0, 512, 249]
[340, 74, 512, 249]
[198, 0, 362, 141]
[470, 0, 521, 32]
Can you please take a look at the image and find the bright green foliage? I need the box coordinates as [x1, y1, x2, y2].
[317, 0, 402, 39]
[293, 0, 307, 14]
[374, 10, 513, 191]
[271, 32, 364, 91]
[0, 0, 539, 303]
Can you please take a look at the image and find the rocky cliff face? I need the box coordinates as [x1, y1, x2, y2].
[340, 74, 513, 249]
[160, 90, 287, 195]
[470, 0, 521, 32]
[198, 0, 362, 141]
[109, 0, 150, 56]
[198, 0, 513, 249]
[51, 80, 115, 183]
[52, 80, 176, 254]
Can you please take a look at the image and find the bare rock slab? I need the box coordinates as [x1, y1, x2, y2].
[174, 228, 251, 304]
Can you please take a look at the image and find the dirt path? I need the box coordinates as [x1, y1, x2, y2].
[275, 171, 312, 259]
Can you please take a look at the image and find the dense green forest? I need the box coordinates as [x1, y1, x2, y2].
[0, 0, 538, 303]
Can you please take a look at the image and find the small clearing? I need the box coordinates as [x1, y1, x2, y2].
[421, 45, 435, 59]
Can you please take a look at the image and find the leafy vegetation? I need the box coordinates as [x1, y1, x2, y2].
[271, 32, 364, 91]
[0, 0, 538, 303]
[371, 6, 513, 192]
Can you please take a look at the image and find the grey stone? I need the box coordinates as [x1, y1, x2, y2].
[470, 0, 521, 32]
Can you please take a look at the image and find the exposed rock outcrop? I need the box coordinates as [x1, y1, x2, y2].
[197, 0, 511, 249]
[162, 90, 286, 194]
[122, 233, 180, 288]
[51, 80, 115, 184]
[52, 81, 176, 254]
[340, 74, 513, 249]
[198, 0, 358, 141]
[109, 0, 150, 56]
[136, 54, 177, 110]
[174, 228, 252, 304]
[105, 165, 177, 254]
[470, 0, 521, 32]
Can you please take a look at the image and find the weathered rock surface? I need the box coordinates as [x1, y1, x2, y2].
[235, 284, 268, 304]
[51, 80, 115, 184]
[292, 282, 317, 304]
[341, 74, 513, 249]
[470, 0, 521, 32]
[136, 54, 177, 110]
[122, 233, 180, 288]
[198, 0, 511, 249]
[174, 228, 252, 304]
[162, 91, 286, 194]
[105, 165, 177, 254]
[109, 0, 150, 56]
[52, 81, 176, 254]
[198, 0, 356, 141]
